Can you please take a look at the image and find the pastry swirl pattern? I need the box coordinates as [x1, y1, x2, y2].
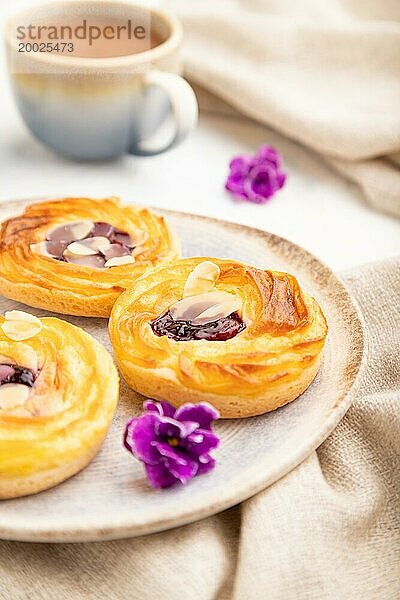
[0, 315, 119, 498]
[0, 197, 180, 317]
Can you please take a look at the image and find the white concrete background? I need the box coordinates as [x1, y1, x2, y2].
[1, 0, 399, 272]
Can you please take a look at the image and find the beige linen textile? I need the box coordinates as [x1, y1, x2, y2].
[1, 257, 399, 600]
[164, 0, 400, 218]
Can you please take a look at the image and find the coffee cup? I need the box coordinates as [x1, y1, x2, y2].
[5, 1, 198, 160]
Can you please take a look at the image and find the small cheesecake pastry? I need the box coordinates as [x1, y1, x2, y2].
[0, 196, 180, 317]
[0, 310, 119, 499]
[109, 258, 328, 418]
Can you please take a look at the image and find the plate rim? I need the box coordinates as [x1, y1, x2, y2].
[0, 197, 368, 542]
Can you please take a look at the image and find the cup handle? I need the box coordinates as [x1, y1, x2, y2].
[129, 71, 198, 157]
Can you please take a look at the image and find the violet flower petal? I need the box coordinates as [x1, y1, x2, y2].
[154, 441, 189, 464]
[244, 164, 280, 203]
[256, 145, 281, 167]
[123, 417, 138, 453]
[197, 455, 216, 475]
[156, 417, 185, 440]
[277, 172, 287, 187]
[183, 429, 220, 456]
[145, 463, 178, 489]
[229, 156, 252, 171]
[225, 173, 248, 196]
[179, 420, 202, 437]
[166, 456, 198, 484]
[124, 400, 220, 489]
[175, 402, 220, 430]
[144, 400, 176, 418]
[225, 144, 286, 204]
[125, 413, 160, 464]
[156, 417, 199, 439]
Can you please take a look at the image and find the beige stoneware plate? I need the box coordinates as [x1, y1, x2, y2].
[0, 198, 366, 542]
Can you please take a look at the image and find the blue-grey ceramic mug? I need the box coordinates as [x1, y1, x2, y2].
[6, 1, 198, 160]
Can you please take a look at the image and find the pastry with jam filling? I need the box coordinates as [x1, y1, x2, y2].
[109, 257, 328, 418]
[0, 196, 180, 317]
[0, 310, 118, 499]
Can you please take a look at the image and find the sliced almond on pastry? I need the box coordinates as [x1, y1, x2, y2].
[111, 229, 148, 248]
[30, 241, 56, 258]
[45, 239, 69, 259]
[0, 383, 30, 410]
[170, 291, 242, 325]
[194, 299, 242, 325]
[47, 220, 94, 243]
[132, 245, 146, 258]
[103, 244, 131, 261]
[91, 222, 114, 238]
[31, 240, 68, 260]
[63, 253, 106, 269]
[2, 320, 42, 342]
[104, 255, 135, 268]
[2, 311, 42, 341]
[65, 242, 96, 257]
[66, 236, 111, 256]
[183, 261, 221, 298]
[5, 311, 41, 325]
[130, 229, 149, 247]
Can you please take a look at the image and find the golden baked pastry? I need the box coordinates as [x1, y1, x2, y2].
[0, 196, 180, 317]
[109, 258, 328, 418]
[0, 310, 119, 499]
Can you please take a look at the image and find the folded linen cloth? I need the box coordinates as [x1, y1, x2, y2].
[164, 0, 400, 218]
[1, 257, 399, 600]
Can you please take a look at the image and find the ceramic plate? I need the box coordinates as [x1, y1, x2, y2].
[0, 198, 366, 542]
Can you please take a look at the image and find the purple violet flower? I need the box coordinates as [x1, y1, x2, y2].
[124, 400, 220, 489]
[225, 144, 287, 204]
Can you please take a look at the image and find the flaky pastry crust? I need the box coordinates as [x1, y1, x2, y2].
[109, 258, 328, 418]
[0, 316, 119, 498]
[0, 197, 180, 317]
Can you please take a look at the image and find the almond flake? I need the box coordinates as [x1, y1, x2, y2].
[103, 244, 130, 261]
[183, 261, 221, 298]
[47, 220, 94, 243]
[30, 241, 55, 258]
[5, 311, 41, 325]
[170, 291, 242, 325]
[132, 245, 146, 257]
[0, 383, 30, 410]
[131, 229, 149, 247]
[104, 255, 135, 268]
[194, 299, 242, 324]
[64, 253, 106, 268]
[66, 236, 111, 256]
[2, 311, 42, 341]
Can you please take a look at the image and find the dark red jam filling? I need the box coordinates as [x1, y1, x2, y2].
[47, 222, 134, 262]
[151, 311, 246, 342]
[0, 364, 38, 387]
